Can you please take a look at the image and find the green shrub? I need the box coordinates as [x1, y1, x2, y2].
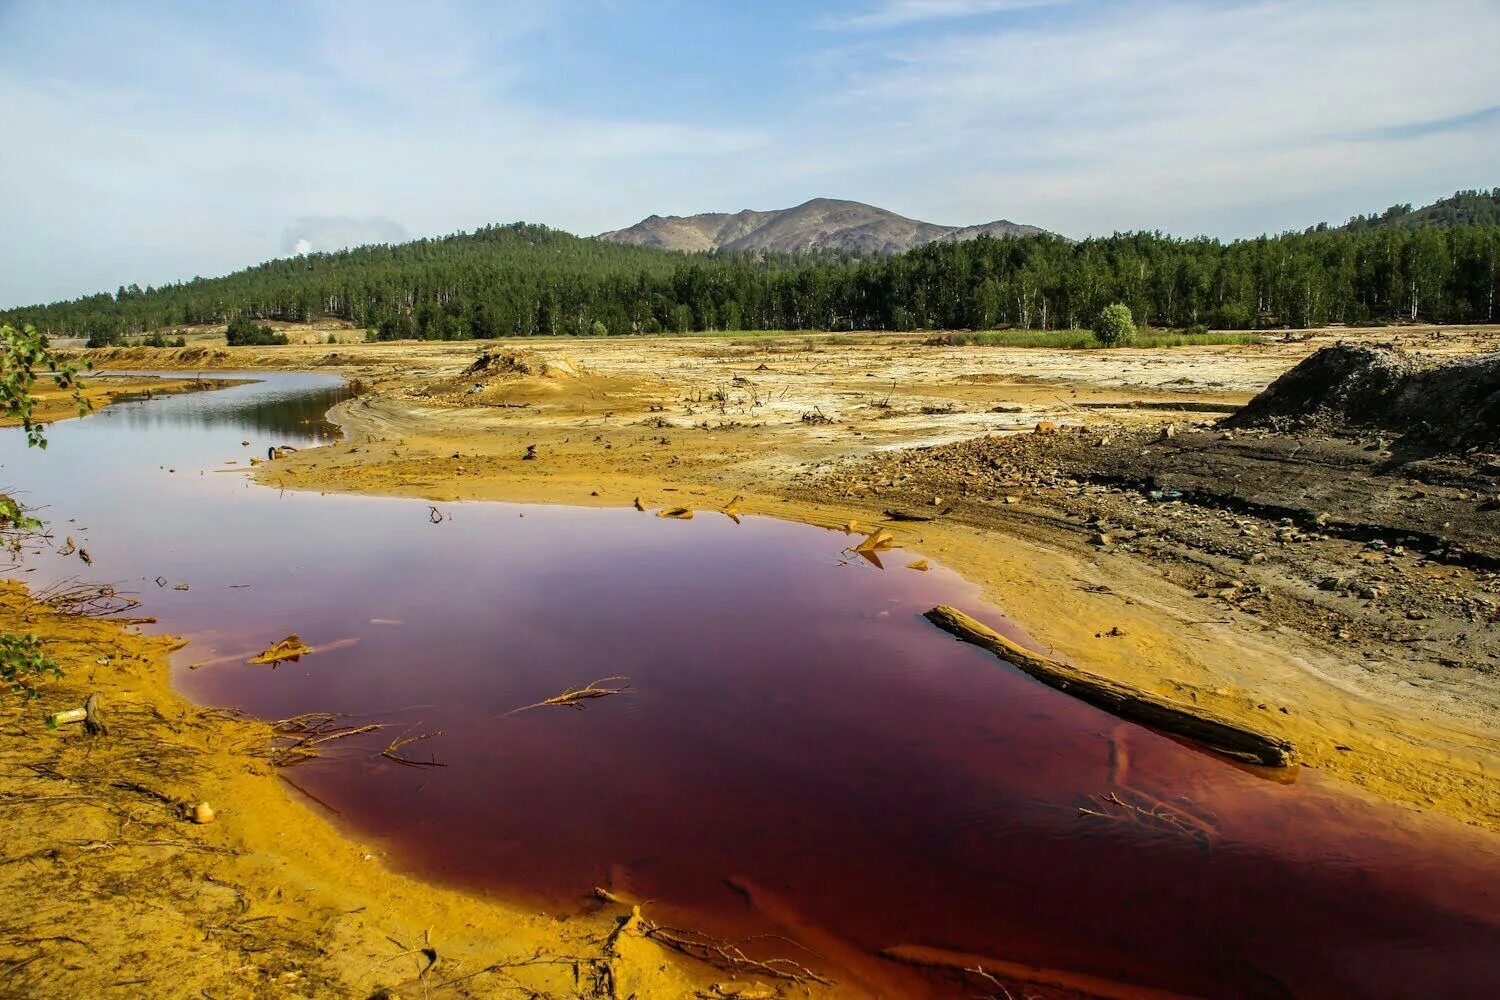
[590, 320, 609, 337]
[225, 315, 289, 346]
[1092, 303, 1136, 347]
[1, 633, 60, 700]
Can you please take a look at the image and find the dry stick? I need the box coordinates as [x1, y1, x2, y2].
[503, 676, 631, 716]
[278, 773, 342, 815]
[641, 921, 833, 987]
[380, 728, 446, 767]
[1078, 789, 1217, 846]
[265, 714, 384, 767]
[922, 605, 1295, 767]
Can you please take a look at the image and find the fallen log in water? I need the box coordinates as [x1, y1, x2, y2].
[922, 605, 1295, 767]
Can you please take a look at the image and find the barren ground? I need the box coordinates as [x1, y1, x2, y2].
[7, 324, 1496, 997]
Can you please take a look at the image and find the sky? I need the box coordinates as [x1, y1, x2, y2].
[2, 0, 1498, 307]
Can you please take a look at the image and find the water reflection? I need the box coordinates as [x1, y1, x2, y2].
[89, 371, 351, 439]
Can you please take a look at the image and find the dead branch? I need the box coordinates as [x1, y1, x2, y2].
[1078, 789, 1218, 847]
[504, 676, 631, 716]
[641, 920, 832, 987]
[379, 728, 446, 768]
[263, 713, 385, 767]
[32, 578, 142, 618]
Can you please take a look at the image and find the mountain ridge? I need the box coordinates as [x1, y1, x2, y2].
[597, 197, 1048, 254]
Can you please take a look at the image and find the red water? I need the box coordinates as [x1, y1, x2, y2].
[4, 374, 1498, 998]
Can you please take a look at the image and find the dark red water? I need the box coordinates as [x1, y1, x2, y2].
[4, 374, 1499, 998]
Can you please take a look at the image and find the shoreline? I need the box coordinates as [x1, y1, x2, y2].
[0, 580, 712, 998]
[0, 373, 254, 431]
[259, 362, 1499, 834]
[9, 327, 1496, 996]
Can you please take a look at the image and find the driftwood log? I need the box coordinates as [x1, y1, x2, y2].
[923, 606, 1294, 767]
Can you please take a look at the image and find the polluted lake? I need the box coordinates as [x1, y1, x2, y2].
[4, 373, 1499, 998]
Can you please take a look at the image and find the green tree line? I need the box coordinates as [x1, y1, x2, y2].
[6, 219, 1500, 342]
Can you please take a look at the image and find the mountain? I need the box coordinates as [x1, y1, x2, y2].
[1338, 188, 1500, 232]
[597, 197, 1048, 254]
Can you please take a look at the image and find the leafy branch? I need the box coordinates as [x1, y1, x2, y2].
[1, 322, 89, 448]
[1, 634, 62, 701]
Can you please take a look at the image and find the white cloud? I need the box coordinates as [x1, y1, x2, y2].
[0, 1, 769, 305]
[3, 0, 1496, 307]
[826, 0, 1068, 30]
[806, 0, 1500, 235]
[282, 217, 407, 255]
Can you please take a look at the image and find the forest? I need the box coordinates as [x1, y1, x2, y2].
[5, 198, 1500, 344]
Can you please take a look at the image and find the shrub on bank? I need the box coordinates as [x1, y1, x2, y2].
[1092, 303, 1136, 347]
[225, 315, 289, 346]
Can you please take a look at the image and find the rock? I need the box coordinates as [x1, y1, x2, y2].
[191, 802, 215, 824]
[1161, 424, 1177, 439]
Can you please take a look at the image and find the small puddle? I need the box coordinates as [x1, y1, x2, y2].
[3, 373, 1498, 997]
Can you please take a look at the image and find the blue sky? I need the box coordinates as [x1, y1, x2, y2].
[2, 0, 1498, 306]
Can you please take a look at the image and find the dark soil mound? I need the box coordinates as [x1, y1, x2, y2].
[1225, 345, 1500, 450]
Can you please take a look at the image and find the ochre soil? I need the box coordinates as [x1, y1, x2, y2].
[0, 582, 708, 998]
[11, 323, 1495, 996]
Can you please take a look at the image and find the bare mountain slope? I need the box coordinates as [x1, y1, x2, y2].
[597, 197, 1047, 254]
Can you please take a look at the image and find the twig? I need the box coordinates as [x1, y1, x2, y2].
[504, 677, 631, 716]
[380, 727, 446, 767]
[642, 921, 832, 986]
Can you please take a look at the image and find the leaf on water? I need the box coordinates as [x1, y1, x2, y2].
[248, 634, 314, 665]
[657, 507, 693, 519]
[854, 528, 895, 553]
[906, 559, 929, 572]
[633, 497, 646, 511]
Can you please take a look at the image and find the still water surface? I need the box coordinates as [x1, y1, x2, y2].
[3, 374, 1498, 998]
